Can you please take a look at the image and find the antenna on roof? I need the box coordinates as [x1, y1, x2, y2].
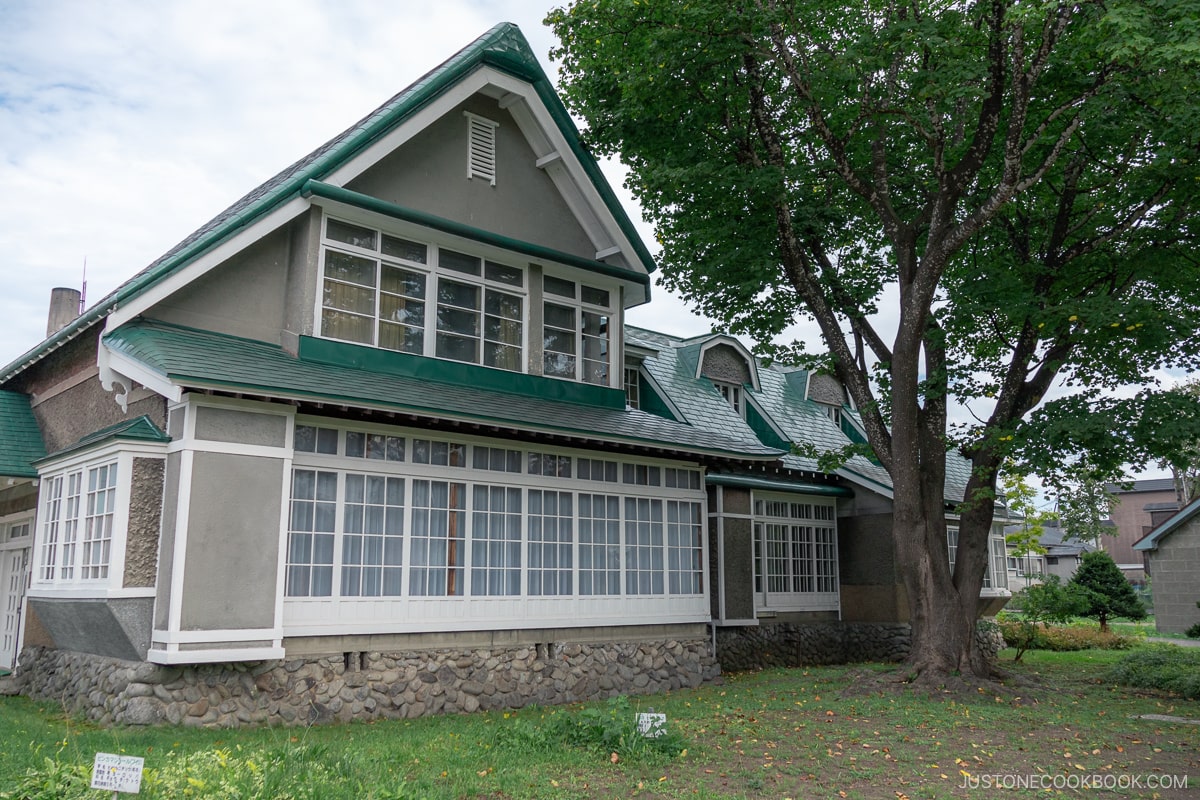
[80, 257, 87, 313]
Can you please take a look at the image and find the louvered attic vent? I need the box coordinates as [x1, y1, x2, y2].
[465, 112, 499, 185]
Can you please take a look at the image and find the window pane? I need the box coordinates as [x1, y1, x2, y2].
[324, 250, 377, 287]
[379, 321, 423, 354]
[381, 266, 426, 298]
[581, 285, 610, 306]
[484, 261, 523, 286]
[321, 310, 374, 345]
[327, 219, 377, 250]
[485, 291, 522, 320]
[381, 235, 427, 264]
[544, 275, 575, 298]
[323, 280, 376, 316]
[437, 305, 479, 335]
[439, 249, 481, 276]
[437, 279, 480, 311]
[436, 333, 479, 363]
[544, 303, 575, 329]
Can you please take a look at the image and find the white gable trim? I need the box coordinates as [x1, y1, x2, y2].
[321, 65, 648, 281]
[103, 196, 312, 333]
[696, 336, 761, 392]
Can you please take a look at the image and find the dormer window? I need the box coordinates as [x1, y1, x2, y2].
[821, 404, 842, 425]
[624, 365, 641, 410]
[713, 381, 744, 417]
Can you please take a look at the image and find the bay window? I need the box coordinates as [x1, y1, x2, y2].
[38, 463, 117, 583]
[753, 496, 839, 611]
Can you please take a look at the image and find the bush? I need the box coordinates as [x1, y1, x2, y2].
[997, 620, 1134, 652]
[1186, 623, 1200, 639]
[1106, 647, 1200, 699]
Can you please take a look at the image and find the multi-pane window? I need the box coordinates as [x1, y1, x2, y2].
[714, 382, 744, 416]
[340, 474, 404, 597]
[947, 527, 959, 574]
[286, 470, 337, 596]
[320, 219, 525, 371]
[667, 501, 704, 594]
[81, 464, 117, 580]
[624, 366, 641, 409]
[409, 480, 466, 596]
[986, 534, 1009, 590]
[625, 498, 665, 594]
[286, 426, 707, 605]
[38, 464, 115, 583]
[528, 490, 573, 595]
[753, 497, 838, 606]
[543, 275, 611, 385]
[578, 493, 621, 595]
[470, 485, 522, 596]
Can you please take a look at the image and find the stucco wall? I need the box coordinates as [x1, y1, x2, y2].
[837, 512, 902, 622]
[700, 344, 751, 385]
[149, 226, 295, 345]
[179, 451, 283, 631]
[1148, 519, 1200, 634]
[347, 95, 601, 263]
[124, 457, 165, 588]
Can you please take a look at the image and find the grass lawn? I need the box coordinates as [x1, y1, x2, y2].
[1, 649, 1197, 799]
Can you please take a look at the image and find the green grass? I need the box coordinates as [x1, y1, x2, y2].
[2, 649, 1198, 799]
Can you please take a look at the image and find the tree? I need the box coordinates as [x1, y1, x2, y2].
[1005, 576, 1088, 662]
[1069, 550, 1146, 631]
[1161, 378, 1200, 504]
[549, 0, 1200, 682]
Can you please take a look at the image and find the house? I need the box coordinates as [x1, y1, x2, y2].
[1105, 478, 1180, 582]
[1133, 497, 1200, 635]
[1002, 520, 1097, 591]
[0, 24, 1009, 726]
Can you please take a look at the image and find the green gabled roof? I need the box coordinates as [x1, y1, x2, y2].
[36, 415, 170, 464]
[1, 23, 654, 385]
[103, 320, 781, 462]
[0, 390, 46, 478]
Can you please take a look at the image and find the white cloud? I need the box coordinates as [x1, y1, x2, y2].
[0, 0, 715, 365]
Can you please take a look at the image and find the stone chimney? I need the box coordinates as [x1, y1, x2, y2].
[46, 287, 82, 337]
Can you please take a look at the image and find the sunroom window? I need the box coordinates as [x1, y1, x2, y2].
[38, 461, 117, 583]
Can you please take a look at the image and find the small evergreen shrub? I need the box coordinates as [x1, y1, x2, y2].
[1186, 622, 1200, 639]
[1106, 647, 1200, 700]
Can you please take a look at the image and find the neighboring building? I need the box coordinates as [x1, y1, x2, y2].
[0, 24, 1009, 726]
[1134, 498, 1200, 635]
[1002, 520, 1097, 591]
[1105, 478, 1180, 582]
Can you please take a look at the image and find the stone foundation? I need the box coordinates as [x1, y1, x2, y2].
[716, 621, 1006, 672]
[14, 637, 719, 728]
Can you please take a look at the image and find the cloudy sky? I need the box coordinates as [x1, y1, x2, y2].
[0, 0, 722, 370]
[0, 1, 1182, 486]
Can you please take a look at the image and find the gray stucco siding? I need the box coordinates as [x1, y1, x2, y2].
[346, 95, 600, 264]
[179, 452, 283, 631]
[193, 405, 288, 447]
[154, 452, 182, 630]
[1149, 522, 1200, 634]
[124, 457, 165, 588]
[149, 227, 293, 345]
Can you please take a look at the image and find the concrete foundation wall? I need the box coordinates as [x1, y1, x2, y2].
[14, 627, 718, 727]
[25, 598, 154, 661]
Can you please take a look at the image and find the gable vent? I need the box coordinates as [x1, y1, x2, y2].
[465, 112, 499, 186]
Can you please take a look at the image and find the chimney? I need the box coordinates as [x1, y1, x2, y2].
[46, 287, 82, 337]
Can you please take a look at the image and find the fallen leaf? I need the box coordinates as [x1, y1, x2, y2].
[611, 753, 619, 764]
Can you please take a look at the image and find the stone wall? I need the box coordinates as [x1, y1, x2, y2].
[14, 637, 719, 728]
[716, 621, 1005, 672]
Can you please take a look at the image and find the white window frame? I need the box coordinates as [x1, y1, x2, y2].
[752, 492, 839, 612]
[542, 272, 616, 387]
[30, 442, 165, 599]
[713, 381, 744, 418]
[283, 417, 708, 635]
[317, 216, 528, 371]
[1, 512, 35, 670]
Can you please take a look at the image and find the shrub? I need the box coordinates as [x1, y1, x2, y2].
[997, 620, 1134, 653]
[1069, 551, 1147, 631]
[1002, 576, 1089, 661]
[1186, 623, 1200, 639]
[1106, 647, 1200, 700]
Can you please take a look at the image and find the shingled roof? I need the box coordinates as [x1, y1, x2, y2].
[1, 23, 652, 386]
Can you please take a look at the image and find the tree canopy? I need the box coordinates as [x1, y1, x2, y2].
[549, 0, 1200, 680]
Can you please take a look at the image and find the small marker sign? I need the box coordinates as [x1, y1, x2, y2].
[90, 752, 144, 794]
[637, 711, 667, 738]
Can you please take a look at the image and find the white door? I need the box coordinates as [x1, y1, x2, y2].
[1, 546, 29, 672]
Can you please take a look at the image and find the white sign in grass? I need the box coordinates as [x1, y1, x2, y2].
[636, 711, 667, 738]
[90, 753, 144, 794]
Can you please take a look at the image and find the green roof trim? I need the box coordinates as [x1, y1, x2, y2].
[302, 181, 650, 288]
[35, 415, 169, 465]
[1133, 496, 1200, 552]
[1, 22, 654, 384]
[104, 320, 783, 461]
[299, 336, 626, 409]
[0, 391, 46, 478]
[705, 473, 854, 498]
[745, 401, 791, 451]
